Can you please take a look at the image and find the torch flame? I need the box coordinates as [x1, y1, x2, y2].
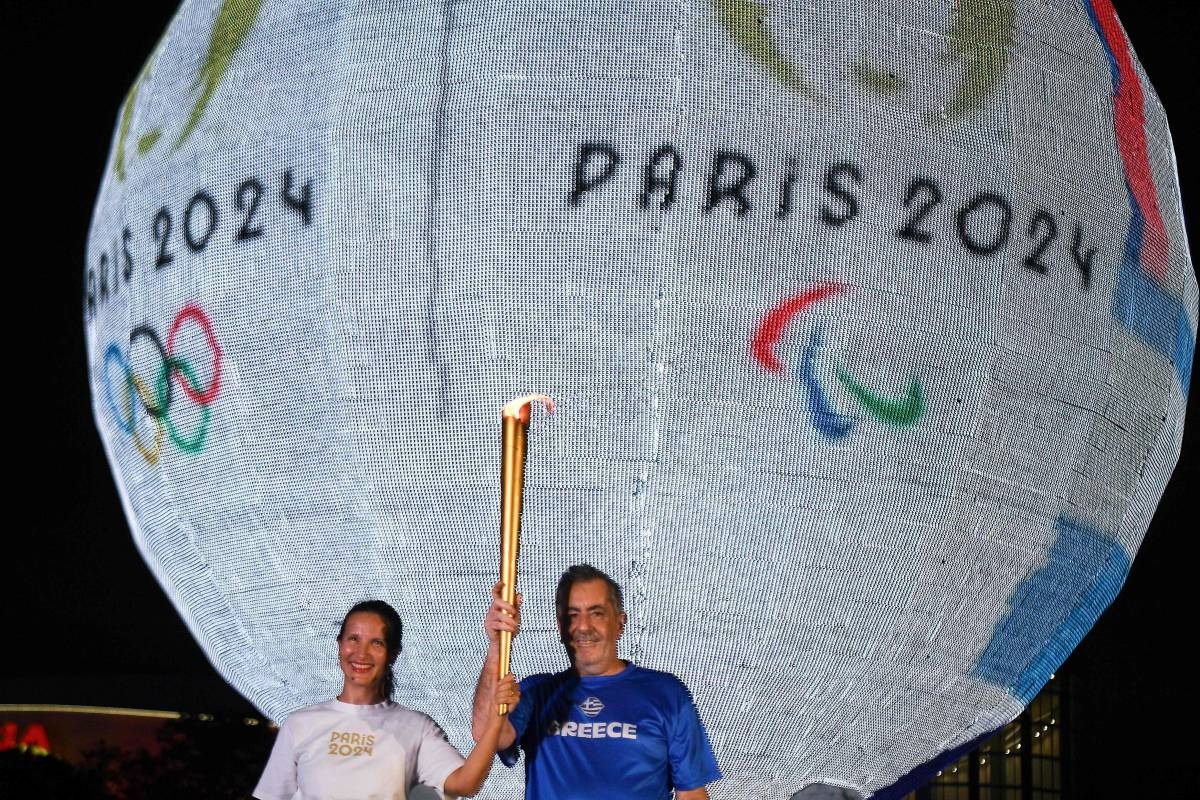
[503, 394, 556, 423]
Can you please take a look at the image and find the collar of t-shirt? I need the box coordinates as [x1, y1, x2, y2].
[573, 661, 636, 688]
[328, 698, 393, 714]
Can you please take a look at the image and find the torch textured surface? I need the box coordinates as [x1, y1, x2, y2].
[85, 0, 1195, 795]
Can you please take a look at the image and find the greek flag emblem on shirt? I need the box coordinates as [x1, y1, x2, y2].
[579, 696, 604, 717]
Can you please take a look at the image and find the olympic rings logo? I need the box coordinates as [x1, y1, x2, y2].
[102, 304, 223, 465]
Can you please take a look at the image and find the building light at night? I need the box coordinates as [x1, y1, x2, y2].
[906, 671, 1071, 800]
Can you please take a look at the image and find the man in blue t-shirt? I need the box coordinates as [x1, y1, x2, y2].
[471, 564, 721, 799]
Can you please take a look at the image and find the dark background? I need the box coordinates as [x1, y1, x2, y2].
[3, 1, 1197, 796]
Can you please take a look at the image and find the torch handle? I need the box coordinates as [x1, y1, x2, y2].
[498, 413, 529, 713]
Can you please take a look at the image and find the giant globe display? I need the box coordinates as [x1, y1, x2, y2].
[85, 0, 1195, 795]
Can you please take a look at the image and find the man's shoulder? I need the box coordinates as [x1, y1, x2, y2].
[627, 664, 691, 692]
[521, 668, 574, 686]
[520, 668, 576, 695]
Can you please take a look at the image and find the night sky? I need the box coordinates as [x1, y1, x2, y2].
[4, 1, 1197, 794]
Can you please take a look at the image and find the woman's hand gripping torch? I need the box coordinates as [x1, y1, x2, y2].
[498, 394, 554, 714]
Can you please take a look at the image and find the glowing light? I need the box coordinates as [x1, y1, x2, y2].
[0, 704, 180, 720]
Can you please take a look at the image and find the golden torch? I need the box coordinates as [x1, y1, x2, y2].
[498, 394, 554, 713]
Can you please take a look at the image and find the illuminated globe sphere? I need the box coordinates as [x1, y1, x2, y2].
[85, 0, 1194, 796]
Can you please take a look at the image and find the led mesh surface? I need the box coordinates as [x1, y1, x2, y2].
[85, 1, 1194, 796]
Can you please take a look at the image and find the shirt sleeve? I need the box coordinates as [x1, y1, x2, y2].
[666, 681, 722, 791]
[498, 676, 535, 768]
[415, 716, 466, 799]
[253, 718, 298, 800]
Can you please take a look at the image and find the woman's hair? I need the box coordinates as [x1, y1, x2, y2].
[338, 600, 403, 702]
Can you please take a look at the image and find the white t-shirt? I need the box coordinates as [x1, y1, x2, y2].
[253, 699, 466, 800]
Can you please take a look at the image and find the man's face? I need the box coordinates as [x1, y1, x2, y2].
[563, 579, 626, 676]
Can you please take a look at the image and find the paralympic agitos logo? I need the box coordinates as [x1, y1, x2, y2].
[751, 283, 925, 441]
[102, 304, 223, 465]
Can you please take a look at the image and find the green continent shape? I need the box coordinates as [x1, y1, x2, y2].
[942, 0, 1016, 119]
[113, 34, 169, 181]
[137, 128, 163, 155]
[835, 369, 925, 427]
[114, 80, 139, 180]
[714, 0, 811, 93]
[114, 62, 155, 180]
[174, 0, 262, 150]
[853, 62, 909, 94]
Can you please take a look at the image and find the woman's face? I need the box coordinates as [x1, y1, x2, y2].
[337, 611, 390, 697]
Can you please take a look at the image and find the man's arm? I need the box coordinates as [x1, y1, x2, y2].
[666, 677, 722, 797]
[470, 581, 521, 750]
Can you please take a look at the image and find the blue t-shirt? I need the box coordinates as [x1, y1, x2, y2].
[501, 663, 721, 799]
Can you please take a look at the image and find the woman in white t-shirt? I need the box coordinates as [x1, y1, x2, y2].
[254, 599, 519, 800]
